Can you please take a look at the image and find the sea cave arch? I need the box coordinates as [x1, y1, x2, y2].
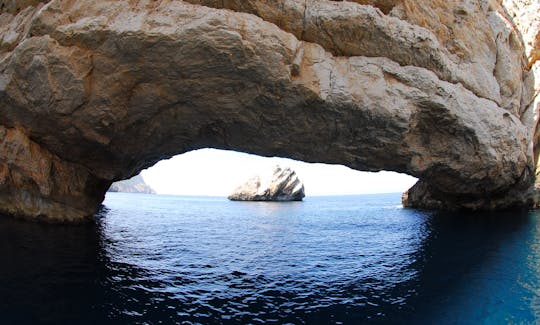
[0, 0, 537, 222]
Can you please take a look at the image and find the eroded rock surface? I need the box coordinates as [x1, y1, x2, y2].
[228, 166, 305, 201]
[0, 0, 538, 221]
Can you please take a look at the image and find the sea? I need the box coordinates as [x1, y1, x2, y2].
[1, 192, 540, 324]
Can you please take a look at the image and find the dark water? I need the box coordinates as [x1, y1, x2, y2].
[1, 193, 540, 324]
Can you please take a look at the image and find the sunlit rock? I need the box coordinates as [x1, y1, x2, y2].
[0, 0, 538, 221]
[228, 166, 305, 201]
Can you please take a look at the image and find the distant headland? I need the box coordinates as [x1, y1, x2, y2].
[108, 175, 156, 195]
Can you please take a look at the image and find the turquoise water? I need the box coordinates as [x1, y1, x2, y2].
[1, 193, 540, 323]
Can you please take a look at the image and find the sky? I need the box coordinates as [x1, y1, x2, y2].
[141, 148, 418, 197]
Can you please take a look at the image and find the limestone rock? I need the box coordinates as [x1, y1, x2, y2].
[502, 0, 540, 69]
[0, 126, 108, 223]
[0, 0, 538, 221]
[228, 166, 305, 201]
[187, 0, 520, 113]
[108, 175, 156, 194]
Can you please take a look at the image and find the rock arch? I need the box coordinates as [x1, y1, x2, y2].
[0, 0, 538, 222]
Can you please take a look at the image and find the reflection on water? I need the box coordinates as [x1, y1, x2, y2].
[0, 193, 539, 323]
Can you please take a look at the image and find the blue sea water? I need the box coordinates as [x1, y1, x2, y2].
[1, 193, 540, 324]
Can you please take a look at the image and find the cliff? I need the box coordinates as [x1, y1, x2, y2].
[108, 175, 156, 194]
[0, 0, 538, 221]
[228, 166, 305, 201]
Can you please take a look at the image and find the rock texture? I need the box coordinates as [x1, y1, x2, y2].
[108, 175, 156, 194]
[0, 0, 538, 221]
[228, 166, 305, 201]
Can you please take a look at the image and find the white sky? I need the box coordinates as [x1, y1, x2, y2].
[141, 148, 418, 196]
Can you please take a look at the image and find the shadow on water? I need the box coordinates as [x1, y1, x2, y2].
[1, 199, 540, 324]
[304, 209, 540, 324]
[0, 211, 107, 324]
[0, 208, 159, 324]
[396, 209, 540, 324]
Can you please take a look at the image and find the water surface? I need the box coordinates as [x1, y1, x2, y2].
[1, 193, 539, 323]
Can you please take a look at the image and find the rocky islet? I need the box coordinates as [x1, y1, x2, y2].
[228, 165, 305, 201]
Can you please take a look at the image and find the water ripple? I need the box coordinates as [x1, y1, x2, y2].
[0, 194, 539, 323]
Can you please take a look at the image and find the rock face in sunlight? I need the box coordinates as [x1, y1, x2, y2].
[228, 166, 305, 201]
[0, 0, 539, 221]
[108, 175, 156, 194]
